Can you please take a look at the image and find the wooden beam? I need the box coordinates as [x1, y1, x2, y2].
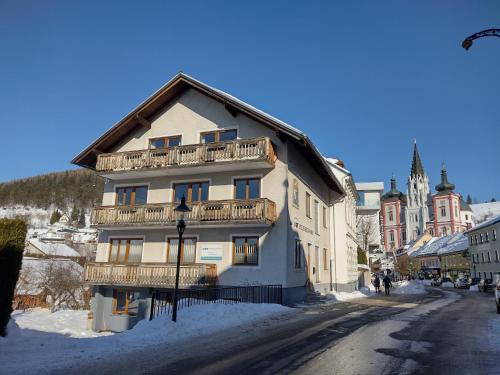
[91, 148, 103, 156]
[136, 114, 151, 129]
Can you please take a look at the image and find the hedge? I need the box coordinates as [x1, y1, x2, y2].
[0, 218, 27, 337]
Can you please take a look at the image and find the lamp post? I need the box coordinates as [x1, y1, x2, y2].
[462, 28, 500, 50]
[172, 196, 191, 322]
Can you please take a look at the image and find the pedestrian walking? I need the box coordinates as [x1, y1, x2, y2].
[383, 275, 392, 296]
[373, 275, 381, 293]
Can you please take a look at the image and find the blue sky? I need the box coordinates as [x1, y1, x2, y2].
[0, 1, 499, 201]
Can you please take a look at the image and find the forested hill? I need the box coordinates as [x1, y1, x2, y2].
[0, 169, 103, 211]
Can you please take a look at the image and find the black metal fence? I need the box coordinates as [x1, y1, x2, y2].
[149, 284, 283, 320]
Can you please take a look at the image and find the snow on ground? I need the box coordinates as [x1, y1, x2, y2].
[392, 281, 426, 295]
[422, 279, 433, 286]
[0, 303, 293, 374]
[441, 282, 454, 288]
[326, 287, 371, 302]
[469, 285, 479, 292]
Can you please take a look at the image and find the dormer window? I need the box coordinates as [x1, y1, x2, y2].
[200, 129, 237, 144]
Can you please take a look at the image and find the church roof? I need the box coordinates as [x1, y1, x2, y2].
[435, 167, 456, 193]
[460, 199, 472, 211]
[410, 141, 425, 177]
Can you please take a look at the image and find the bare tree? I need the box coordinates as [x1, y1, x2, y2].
[356, 214, 379, 252]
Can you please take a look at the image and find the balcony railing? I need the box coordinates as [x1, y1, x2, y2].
[96, 137, 276, 172]
[91, 198, 277, 227]
[84, 262, 217, 287]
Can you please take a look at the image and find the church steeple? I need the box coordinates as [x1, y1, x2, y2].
[410, 140, 425, 177]
[435, 165, 455, 192]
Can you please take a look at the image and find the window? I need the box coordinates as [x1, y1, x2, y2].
[455, 203, 458, 217]
[388, 210, 394, 222]
[306, 192, 311, 218]
[323, 248, 328, 270]
[495, 251, 499, 262]
[294, 240, 301, 268]
[402, 230, 407, 242]
[479, 233, 483, 244]
[166, 238, 197, 264]
[234, 178, 261, 200]
[389, 230, 395, 242]
[469, 236, 473, 246]
[323, 206, 328, 228]
[200, 129, 237, 144]
[486, 231, 489, 242]
[173, 182, 209, 203]
[113, 290, 140, 315]
[493, 229, 497, 241]
[116, 186, 148, 206]
[314, 200, 319, 234]
[292, 179, 299, 207]
[474, 235, 478, 245]
[442, 227, 448, 236]
[465, 214, 469, 220]
[233, 237, 259, 265]
[149, 135, 182, 149]
[440, 206, 446, 217]
[481, 253, 485, 263]
[109, 239, 143, 263]
[487, 252, 491, 263]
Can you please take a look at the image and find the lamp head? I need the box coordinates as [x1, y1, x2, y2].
[174, 196, 190, 234]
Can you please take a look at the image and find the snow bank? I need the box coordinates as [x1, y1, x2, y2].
[326, 287, 371, 302]
[441, 282, 454, 288]
[393, 281, 426, 295]
[422, 279, 433, 286]
[469, 285, 479, 292]
[11, 308, 110, 338]
[0, 303, 293, 374]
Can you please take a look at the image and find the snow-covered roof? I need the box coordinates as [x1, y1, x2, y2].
[466, 214, 500, 233]
[17, 257, 83, 295]
[411, 235, 452, 257]
[437, 233, 468, 255]
[470, 202, 500, 224]
[28, 239, 81, 258]
[355, 182, 384, 191]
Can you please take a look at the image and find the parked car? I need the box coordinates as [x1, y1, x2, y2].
[479, 278, 494, 293]
[495, 278, 500, 314]
[470, 277, 481, 286]
[454, 278, 470, 289]
[431, 278, 441, 286]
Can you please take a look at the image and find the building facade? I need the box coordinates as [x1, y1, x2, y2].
[466, 216, 500, 280]
[72, 73, 354, 331]
[355, 181, 384, 252]
[381, 143, 474, 251]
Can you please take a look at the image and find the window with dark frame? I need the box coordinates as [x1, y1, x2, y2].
[232, 236, 259, 265]
[149, 135, 182, 149]
[493, 229, 497, 241]
[440, 206, 446, 217]
[108, 239, 144, 264]
[306, 192, 311, 218]
[116, 186, 148, 206]
[294, 239, 301, 268]
[173, 181, 209, 203]
[200, 129, 237, 144]
[388, 209, 393, 221]
[323, 248, 328, 270]
[323, 206, 327, 228]
[234, 178, 260, 200]
[112, 289, 140, 316]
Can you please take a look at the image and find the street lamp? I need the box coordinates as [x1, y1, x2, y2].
[462, 28, 500, 50]
[172, 196, 191, 322]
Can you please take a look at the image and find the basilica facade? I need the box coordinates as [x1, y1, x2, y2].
[381, 142, 474, 251]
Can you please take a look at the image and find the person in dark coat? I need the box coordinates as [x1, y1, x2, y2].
[373, 275, 381, 293]
[383, 275, 393, 296]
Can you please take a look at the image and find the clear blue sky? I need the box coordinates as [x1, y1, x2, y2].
[1, 1, 499, 202]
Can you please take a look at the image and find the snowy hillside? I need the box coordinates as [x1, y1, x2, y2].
[0, 206, 50, 228]
[471, 202, 500, 224]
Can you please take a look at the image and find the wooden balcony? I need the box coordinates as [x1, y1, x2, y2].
[91, 198, 277, 227]
[96, 137, 276, 175]
[84, 262, 217, 288]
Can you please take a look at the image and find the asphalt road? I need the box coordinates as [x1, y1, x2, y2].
[73, 288, 500, 375]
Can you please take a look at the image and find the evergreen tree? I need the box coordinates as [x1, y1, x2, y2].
[78, 210, 86, 228]
[466, 194, 472, 205]
[70, 205, 79, 222]
[50, 210, 61, 225]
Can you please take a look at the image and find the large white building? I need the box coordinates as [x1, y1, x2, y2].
[73, 73, 359, 331]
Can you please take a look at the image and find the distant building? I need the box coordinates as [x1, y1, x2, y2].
[355, 181, 384, 252]
[466, 215, 500, 280]
[381, 142, 474, 251]
[25, 238, 81, 259]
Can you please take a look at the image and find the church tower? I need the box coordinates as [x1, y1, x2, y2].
[405, 141, 430, 242]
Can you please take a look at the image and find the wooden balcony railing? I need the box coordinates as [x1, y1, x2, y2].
[91, 198, 277, 227]
[96, 136, 276, 172]
[84, 262, 217, 287]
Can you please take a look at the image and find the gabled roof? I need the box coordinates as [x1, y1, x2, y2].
[437, 233, 468, 255]
[72, 73, 344, 195]
[28, 239, 81, 258]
